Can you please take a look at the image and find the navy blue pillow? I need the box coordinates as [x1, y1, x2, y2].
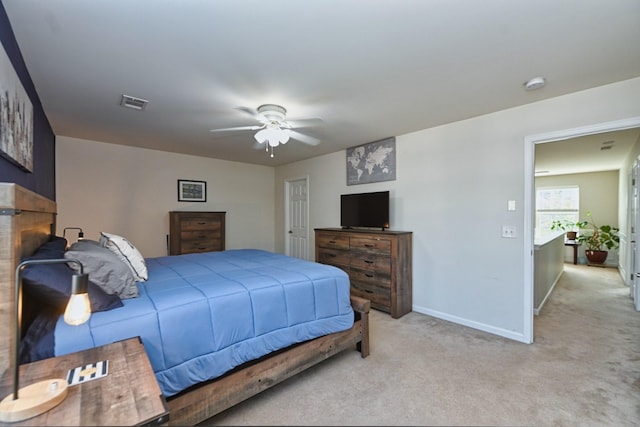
[21, 237, 123, 313]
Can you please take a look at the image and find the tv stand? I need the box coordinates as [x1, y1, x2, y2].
[314, 228, 412, 318]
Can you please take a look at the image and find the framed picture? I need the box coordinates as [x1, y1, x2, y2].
[346, 137, 396, 185]
[177, 179, 207, 202]
[0, 42, 34, 172]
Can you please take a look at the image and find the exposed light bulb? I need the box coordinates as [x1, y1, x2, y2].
[64, 292, 91, 325]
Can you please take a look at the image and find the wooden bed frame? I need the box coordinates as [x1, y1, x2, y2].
[0, 183, 370, 426]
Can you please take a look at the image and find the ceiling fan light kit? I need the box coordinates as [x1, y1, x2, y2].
[254, 126, 290, 147]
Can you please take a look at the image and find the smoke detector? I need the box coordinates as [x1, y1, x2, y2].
[524, 77, 546, 91]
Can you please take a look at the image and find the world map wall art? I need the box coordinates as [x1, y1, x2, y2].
[346, 137, 396, 185]
[0, 43, 34, 172]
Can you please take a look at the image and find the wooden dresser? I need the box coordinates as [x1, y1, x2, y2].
[169, 211, 226, 255]
[315, 228, 412, 318]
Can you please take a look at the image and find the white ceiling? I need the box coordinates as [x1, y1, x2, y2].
[535, 128, 640, 177]
[3, 0, 640, 167]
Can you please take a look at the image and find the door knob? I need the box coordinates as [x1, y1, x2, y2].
[288, 230, 293, 234]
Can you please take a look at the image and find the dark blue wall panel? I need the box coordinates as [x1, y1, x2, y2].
[0, 3, 56, 200]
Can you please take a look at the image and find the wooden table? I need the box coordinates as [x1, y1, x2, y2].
[564, 239, 579, 264]
[0, 337, 169, 426]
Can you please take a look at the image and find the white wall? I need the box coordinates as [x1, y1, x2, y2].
[56, 136, 275, 257]
[274, 77, 640, 343]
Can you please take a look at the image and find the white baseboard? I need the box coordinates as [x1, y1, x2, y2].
[411, 304, 531, 344]
[534, 269, 564, 316]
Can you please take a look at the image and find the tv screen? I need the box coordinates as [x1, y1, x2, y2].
[340, 191, 390, 230]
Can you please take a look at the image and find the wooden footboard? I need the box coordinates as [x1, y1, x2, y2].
[166, 295, 370, 426]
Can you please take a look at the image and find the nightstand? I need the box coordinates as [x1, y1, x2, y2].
[0, 337, 169, 426]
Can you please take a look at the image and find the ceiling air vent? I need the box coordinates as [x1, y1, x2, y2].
[600, 140, 614, 151]
[120, 94, 148, 111]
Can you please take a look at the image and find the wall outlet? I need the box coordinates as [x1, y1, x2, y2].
[502, 225, 517, 238]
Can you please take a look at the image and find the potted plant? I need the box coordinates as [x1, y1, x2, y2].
[575, 211, 620, 264]
[550, 219, 584, 240]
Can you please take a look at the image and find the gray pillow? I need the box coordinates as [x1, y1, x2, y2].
[65, 240, 139, 299]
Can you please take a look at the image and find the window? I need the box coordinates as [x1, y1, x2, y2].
[535, 186, 579, 233]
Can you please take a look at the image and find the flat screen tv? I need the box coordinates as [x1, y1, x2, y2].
[340, 191, 390, 230]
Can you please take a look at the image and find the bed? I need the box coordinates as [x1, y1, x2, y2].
[0, 183, 370, 426]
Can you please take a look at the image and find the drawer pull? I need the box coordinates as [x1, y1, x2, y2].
[365, 273, 374, 278]
[364, 289, 373, 294]
[197, 222, 207, 225]
[364, 244, 373, 248]
[329, 240, 337, 244]
[328, 254, 337, 258]
[199, 235, 207, 238]
[364, 259, 374, 264]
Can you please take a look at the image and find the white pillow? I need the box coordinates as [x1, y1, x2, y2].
[99, 232, 148, 281]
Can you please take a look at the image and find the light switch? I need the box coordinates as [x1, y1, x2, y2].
[507, 200, 516, 211]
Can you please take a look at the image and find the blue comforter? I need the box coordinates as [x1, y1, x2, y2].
[54, 249, 354, 396]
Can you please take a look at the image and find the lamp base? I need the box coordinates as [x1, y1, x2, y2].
[0, 378, 68, 423]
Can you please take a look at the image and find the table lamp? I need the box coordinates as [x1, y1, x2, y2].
[0, 258, 91, 423]
[62, 227, 84, 245]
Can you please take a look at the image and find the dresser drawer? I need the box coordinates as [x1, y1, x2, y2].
[181, 239, 222, 253]
[349, 267, 391, 286]
[317, 248, 350, 268]
[181, 230, 221, 241]
[350, 279, 391, 311]
[181, 218, 222, 231]
[316, 233, 350, 250]
[350, 252, 391, 273]
[350, 236, 391, 254]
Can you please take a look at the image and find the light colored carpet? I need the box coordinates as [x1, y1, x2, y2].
[202, 264, 639, 426]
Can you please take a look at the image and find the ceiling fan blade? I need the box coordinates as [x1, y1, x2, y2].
[234, 106, 261, 119]
[283, 117, 324, 129]
[288, 130, 321, 146]
[210, 125, 263, 132]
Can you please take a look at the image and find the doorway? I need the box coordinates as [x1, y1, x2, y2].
[524, 116, 640, 343]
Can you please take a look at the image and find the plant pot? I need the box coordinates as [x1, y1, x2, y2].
[566, 231, 577, 240]
[585, 250, 608, 264]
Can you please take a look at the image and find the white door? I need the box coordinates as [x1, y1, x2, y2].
[285, 177, 309, 260]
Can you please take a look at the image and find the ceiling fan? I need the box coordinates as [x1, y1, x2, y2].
[210, 104, 323, 157]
